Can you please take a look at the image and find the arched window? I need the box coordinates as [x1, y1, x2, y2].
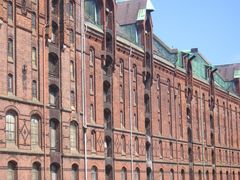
[70, 61, 75, 80]
[32, 162, 41, 180]
[50, 163, 59, 180]
[91, 166, 98, 180]
[220, 171, 223, 180]
[8, 38, 13, 58]
[159, 169, 164, 180]
[159, 140, 163, 158]
[135, 137, 139, 155]
[32, 47, 37, 67]
[134, 168, 140, 180]
[206, 171, 209, 180]
[49, 53, 59, 77]
[32, 80, 38, 99]
[31, 115, 40, 147]
[32, 13, 36, 30]
[198, 170, 202, 180]
[90, 104, 94, 122]
[8, 73, 13, 93]
[121, 135, 126, 154]
[6, 111, 17, 144]
[170, 142, 173, 158]
[121, 167, 127, 180]
[69, 0, 74, 18]
[170, 169, 174, 180]
[49, 85, 59, 107]
[8, 161, 17, 180]
[89, 48, 95, 66]
[181, 169, 185, 180]
[133, 64, 137, 81]
[91, 130, 96, 151]
[69, 29, 74, 44]
[90, 75, 94, 94]
[70, 91, 75, 108]
[120, 84, 123, 102]
[50, 119, 59, 152]
[70, 121, 78, 150]
[71, 164, 79, 180]
[120, 59, 124, 77]
[180, 144, 184, 159]
[8, 1, 13, 20]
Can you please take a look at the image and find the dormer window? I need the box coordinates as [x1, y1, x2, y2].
[85, 0, 101, 25]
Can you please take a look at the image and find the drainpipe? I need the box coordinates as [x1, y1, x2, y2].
[80, 0, 87, 179]
[173, 61, 179, 180]
[200, 87, 206, 179]
[128, 46, 133, 180]
[42, 23, 48, 180]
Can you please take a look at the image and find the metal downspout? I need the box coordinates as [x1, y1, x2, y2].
[128, 46, 133, 180]
[80, 0, 87, 179]
[200, 87, 206, 179]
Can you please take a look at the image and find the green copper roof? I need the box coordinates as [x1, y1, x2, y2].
[146, 0, 155, 11]
[234, 70, 240, 78]
[137, 9, 146, 21]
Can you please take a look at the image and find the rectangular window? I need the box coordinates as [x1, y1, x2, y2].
[32, 81, 37, 98]
[8, 74, 13, 93]
[90, 104, 94, 122]
[70, 61, 75, 80]
[134, 113, 138, 130]
[8, 2, 13, 21]
[8, 39, 13, 58]
[120, 84, 123, 102]
[6, 114, 15, 143]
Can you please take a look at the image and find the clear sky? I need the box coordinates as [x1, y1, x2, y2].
[151, 0, 240, 65]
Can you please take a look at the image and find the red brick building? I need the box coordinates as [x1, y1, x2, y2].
[0, 0, 239, 179]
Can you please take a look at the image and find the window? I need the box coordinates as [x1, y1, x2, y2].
[32, 162, 41, 180]
[157, 96, 160, 112]
[70, 122, 78, 150]
[180, 144, 184, 159]
[159, 140, 163, 158]
[49, 53, 59, 77]
[91, 166, 97, 180]
[133, 89, 136, 106]
[170, 169, 174, 180]
[181, 170, 185, 180]
[50, 119, 59, 152]
[198, 147, 201, 160]
[89, 48, 94, 66]
[120, 60, 124, 76]
[167, 79, 172, 136]
[49, 85, 59, 107]
[8, 161, 17, 180]
[170, 142, 173, 158]
[69, 0, 74, 18]
[32, 80, 37, 99]
[133, 64, 137, 81]
[120, 84, 123, 102]
[69, 29, 74, 44]
[51, 22, 58, 44]
[84, 0, 101, 25]
[198, 171, 202, 180]
[70, 61, 75, 80]
[90, 75, 94, 94]
[70, 91, 75, 108]
[121, 167, 127, 180]
[135, 137, 139, 155]
[8, 38, 13, 58]
[134, 113, 138, 130]
[120, 111, 124, 128]
[32, 13, 36, 30]
[121, 135, 126, 154]
[91, 130, 96, 151]
[8, 74, 13, 93]
[159, 169, 164, 180]
[157, 75, 160, 90]
[71, 164, 79, 180]
[90, 104, 94, 122]
[50, 163, 59, 180]
[134, 168, 140, 180]
[8, 1, 13, 20]
[31, 115, 40, 147]
[6, 111, 17, 144]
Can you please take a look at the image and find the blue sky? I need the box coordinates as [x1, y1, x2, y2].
[151, 0, 240, 65]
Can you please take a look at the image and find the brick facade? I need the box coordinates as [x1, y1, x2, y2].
[0, 0, 239, 180]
